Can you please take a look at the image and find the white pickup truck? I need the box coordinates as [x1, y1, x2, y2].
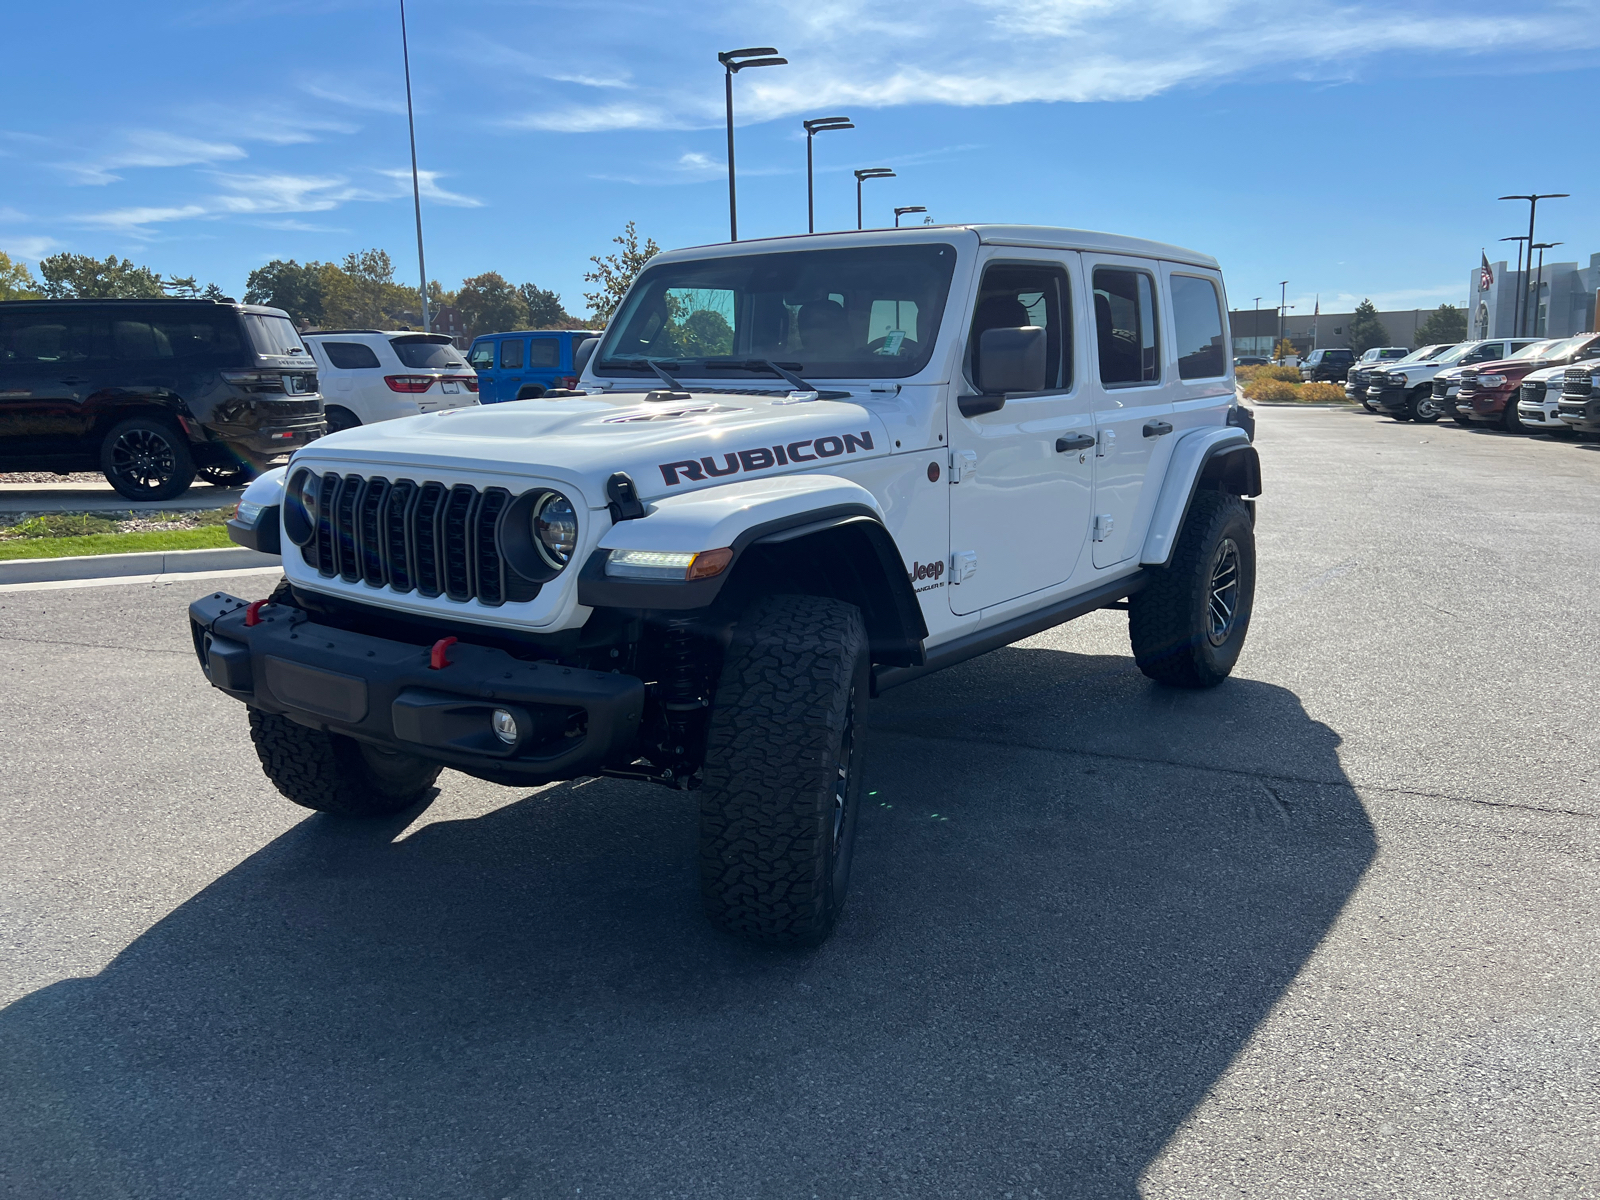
[192, 225, 1261, 944]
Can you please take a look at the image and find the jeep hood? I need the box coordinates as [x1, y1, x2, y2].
[289, 390, 893, 506]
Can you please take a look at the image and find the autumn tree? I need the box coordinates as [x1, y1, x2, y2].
[38, 253, 165, 299]
[583, 221, 660, 323]
[0, 251, 41, 300]
[456, 272, 528, 339]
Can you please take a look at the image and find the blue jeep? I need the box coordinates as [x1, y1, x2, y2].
[465, 330, 596, 403]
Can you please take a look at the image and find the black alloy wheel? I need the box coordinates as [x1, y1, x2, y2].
[100, 417, 196, 501]
[1206, 536, 1242, 647]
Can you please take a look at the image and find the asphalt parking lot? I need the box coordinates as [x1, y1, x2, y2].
[1, 406, 1597, 1199]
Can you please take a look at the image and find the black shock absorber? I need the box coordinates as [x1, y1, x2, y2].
[656, 616, 716, 769]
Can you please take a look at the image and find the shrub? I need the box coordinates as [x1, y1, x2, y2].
[1297, 382, 1346, 403]
[1242, 377, 1300, 402]
[1261, 365, 1302, 382]
[1234, 365, 1263, 385]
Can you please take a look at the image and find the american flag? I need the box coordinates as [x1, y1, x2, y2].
[1480, 251, 1494, 291]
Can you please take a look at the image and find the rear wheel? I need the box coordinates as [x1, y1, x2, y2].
[515, 386, 546, 401]
[248, 708, 439, 817]
[1129, 492, 1255, 689]
[198, 460, 259, 487]
[100, 417, 195, 501]
[698, 594, 870, 946]
[324, 406, 360, 434]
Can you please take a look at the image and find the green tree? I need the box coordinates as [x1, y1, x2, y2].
[0, 250, 41, 300]
[1414, 303, 1467, 347]
[519, 282, 574, 328]
[316, 250, 420, 328]
[583, 221, 660, 323]
[245, 259, 328, 327]
[456, 271, 529, 339]
[162, 274, 201, 299]
[1347, 299, 1391, 355]
[37, 252, 165, 299]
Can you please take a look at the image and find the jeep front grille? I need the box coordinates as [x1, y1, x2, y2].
[299, 473, 540, 605]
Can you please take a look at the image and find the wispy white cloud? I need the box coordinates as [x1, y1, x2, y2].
[1, 236, 57, 260]
[300, 78, 410, 115]
[373, 168, 484, 207]
[0, 206, 27, 222]
[70, 204, 212, 231]
[505, 0, 1600, 132]
[59, 130, 247, 185]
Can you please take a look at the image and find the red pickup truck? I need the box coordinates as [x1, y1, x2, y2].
[1455, 334, 1600, 432]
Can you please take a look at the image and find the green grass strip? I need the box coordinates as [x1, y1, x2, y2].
[0, 525, 235, 560]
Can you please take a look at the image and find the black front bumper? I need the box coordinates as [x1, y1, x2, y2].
[1558, 397, 1600, 431]
[1369, 386, 1409, 412]
[188, 591, 645, 786]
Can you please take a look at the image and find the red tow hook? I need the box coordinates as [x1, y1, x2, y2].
[429, 637, 458, 670]
[244, 599, 269, 627]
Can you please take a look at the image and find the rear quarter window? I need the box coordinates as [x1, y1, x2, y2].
[320, 341, 383, 370]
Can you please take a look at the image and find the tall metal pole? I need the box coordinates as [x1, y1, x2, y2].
[856, 175, 863, 231]
[1252, 297, 1261, 356]
[1279, 280, 1288, 357]
[1500, 194, 1568, 337]
[399, 0, 429, 333]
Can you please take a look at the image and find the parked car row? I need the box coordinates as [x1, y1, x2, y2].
[1354, 333, 1600, 434]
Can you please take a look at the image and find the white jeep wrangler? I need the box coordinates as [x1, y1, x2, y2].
[192, 225, 1260, 945]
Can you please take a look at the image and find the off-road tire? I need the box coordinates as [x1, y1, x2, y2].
[247, 708, 440, 816]
[1129, 491, 1255, 689]
[698, 594, 870, 946]
[100, 417, 195, 501]
[515, 386, 546, 401]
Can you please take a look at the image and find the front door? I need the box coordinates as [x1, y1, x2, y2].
[947, 254, 1094, 616]
[1084, 257, 1175, 569]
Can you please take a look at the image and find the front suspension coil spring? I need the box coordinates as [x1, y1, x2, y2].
[658, 618, 711, 712]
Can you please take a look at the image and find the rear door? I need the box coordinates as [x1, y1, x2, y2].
[496, 336, 527, 401]
[527, 335, 563, 393]
[946, 251, 1093, 615]
[0, 309, 103, 460]
[1083, 256, 1175, 569]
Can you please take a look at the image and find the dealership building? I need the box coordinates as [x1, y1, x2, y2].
[1228, 306, 1457, 358]
[1469, 252, 1600, 340]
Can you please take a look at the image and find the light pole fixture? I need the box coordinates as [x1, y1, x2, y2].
[854, 168, 895, 230]
[1278, 280, 1289, 356]
[399, 0, 429, 332]
[1531, 241, 1562, 336]
[718, 47, 788, 242]
[1500, 235, 1530, 338]
[803, 116, 853, 234]
[1499, 193, 1568, 336]
[894, 205, 927, 228]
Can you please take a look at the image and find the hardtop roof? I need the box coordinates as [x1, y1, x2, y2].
[650, 224, 1219, 271]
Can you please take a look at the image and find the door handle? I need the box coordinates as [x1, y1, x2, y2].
[1055, 433, 1095, 453]
[1142, 420, 1173, 438]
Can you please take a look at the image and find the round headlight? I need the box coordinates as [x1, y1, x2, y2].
[532, 492, 577, 569]
[284, 467, 317, 547]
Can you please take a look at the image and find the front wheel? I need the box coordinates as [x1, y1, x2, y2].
[1502, 401, 1526, 434]
[248, 708, 440, 816]
[1129, 491, 1256, 688]
[698, 595, 870, 945]
[1409, 388, 1441, 423]
[1451, 414, 1472, 427]
[198, 460, 259, 487]
[1360, 397, 1377, 413]
[100, 417, 196, 501]
[324, 406, 361, 434]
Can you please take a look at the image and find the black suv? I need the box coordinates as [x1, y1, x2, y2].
[0, 299, 325, 500]
[1298, 347, 1356, 382]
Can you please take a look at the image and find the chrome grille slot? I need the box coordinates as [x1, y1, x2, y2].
[297, 471, 549, 607]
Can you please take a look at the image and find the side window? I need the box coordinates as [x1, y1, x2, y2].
[528, 338, 561, 367]
[1171, 275, 1226, 380]
[322, 341, 382, 370]
[149, 316, 242, 359]
[499, 339, 524, 369]
[1468, 344, 1498, 363]
[467, 342, 495, 370]
[967, 262, 1073, 391]
[0, 314, 102, 364]
[112, 319, 174, 361]
[1093, 268, 1160, 385]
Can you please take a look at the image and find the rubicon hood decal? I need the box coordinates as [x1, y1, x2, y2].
[660, 431, 875, 485]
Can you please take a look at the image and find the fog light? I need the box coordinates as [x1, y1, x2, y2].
[492, 709, 518, 744]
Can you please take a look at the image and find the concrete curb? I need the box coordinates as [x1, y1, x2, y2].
[0, 545, 279, 585]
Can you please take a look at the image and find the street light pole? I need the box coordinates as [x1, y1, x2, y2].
[802, 116, 853, 234]
[893, 205, 926, 228]
[718, 47, 788, 242]
[853, 168, 895, 229]
[399, 0, 429, 332]
[1499, 193, 1568, 336]
[1279, 280, 1288, 358]
[1531, 242, 1562, 336]
[1500, 236, 1529, 338]
[1252, 296, 1262, 357]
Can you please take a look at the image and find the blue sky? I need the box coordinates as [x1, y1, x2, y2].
[3, 0, 1597, 319]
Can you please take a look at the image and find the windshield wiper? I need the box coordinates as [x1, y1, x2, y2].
[702, 359, 819, 394]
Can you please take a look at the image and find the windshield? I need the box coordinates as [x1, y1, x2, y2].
[1508, 340, 1559, 361]
[242, 312, 306, 357]
[391, 335, 467, 369]
[1429, 343, 1473, 366]
[598, 243, 958, 379]
[1532, 334, 1597, 361]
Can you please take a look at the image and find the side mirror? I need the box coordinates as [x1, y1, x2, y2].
[975, 326, 1047, 396]
[573, 336, 601, 379]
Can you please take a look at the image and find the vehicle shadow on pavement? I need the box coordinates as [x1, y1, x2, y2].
[0, 646, 1374, 1199]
